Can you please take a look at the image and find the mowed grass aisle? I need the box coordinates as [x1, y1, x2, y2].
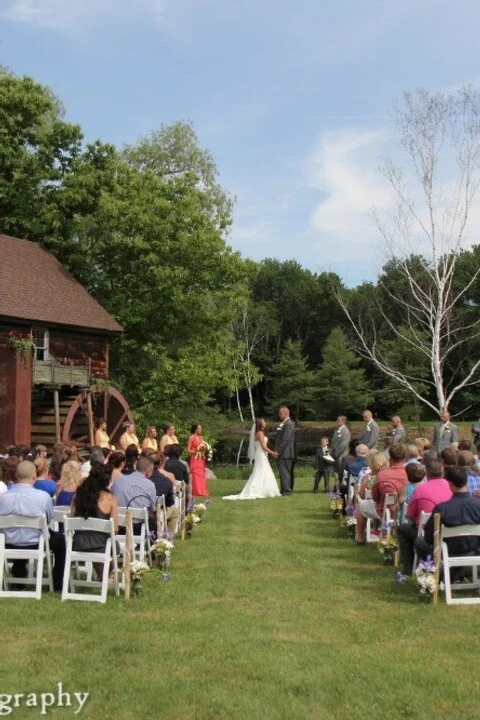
[2, 472, 480, 719]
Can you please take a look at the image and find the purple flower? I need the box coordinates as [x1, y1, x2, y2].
[163, 572, 171, 582]
[395, 571, 408, 584]
[381, 521, 395, 533]
[345, 505, 355, 517]
[161, 530, 172, 540]
[419, 555, 435, 572]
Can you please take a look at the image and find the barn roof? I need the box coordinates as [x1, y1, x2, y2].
[0, 235, 123, 333]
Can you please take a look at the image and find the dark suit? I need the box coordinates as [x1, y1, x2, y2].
[275, 418, 296, 495]
[331, 425, 351, 480]
[314, 446, 334, 492]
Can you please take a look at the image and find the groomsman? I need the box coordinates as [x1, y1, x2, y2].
[331, 416, 351, 483]
[387, 415, 406, 444]
[432, 410, 459, 454]
[359, 410, 380, 449]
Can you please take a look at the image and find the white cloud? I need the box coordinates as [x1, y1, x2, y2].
[3, 0, 168, 29]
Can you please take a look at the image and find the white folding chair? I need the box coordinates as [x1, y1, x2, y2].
[62, 517, 119, 603]
[442, 524, 480, 605]
[175, 482, 187, 536]
[51, 506, 71, 532]
[156, 495, 167, 537]
[381, 494, 398, 532]
[116, 507, 150, 563]
[364, 490, 380, 543]
[412, 511, 431, 572]
[0, 515, 53, 599]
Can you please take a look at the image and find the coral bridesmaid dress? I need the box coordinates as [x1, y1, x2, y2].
[189, 435, 209, 497]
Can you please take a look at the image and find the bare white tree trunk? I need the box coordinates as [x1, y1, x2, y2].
[338, 87, 480, 413]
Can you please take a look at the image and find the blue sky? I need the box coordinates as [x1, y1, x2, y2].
[2, 0, 480, 285]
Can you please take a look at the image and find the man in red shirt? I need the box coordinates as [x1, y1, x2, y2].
[397, 457, 452, 573]
[356, 444, 408, 543]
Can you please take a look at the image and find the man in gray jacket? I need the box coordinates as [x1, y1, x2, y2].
[358, 410, 380, 449]
[432, 410, 459, 454]
[331, 415, 351, 481]
[274, 407, 296, 495]
[387, 415, 406, 444]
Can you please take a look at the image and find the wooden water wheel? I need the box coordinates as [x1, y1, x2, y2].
[62, 385, 133, 450]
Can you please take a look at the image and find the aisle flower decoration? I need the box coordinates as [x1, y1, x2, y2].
[344, 505, 357, 537]
[377, 535, 398, 564]
[414, 556, 439, 600]
[193, 503, 207, 521]
[328, 492, 343, 518]
[185, 510, 202, 536]
[151, 537, 174, 569]
[129, 560, 150, 596]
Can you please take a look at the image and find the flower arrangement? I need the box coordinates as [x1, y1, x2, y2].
[8, 331, 35, 365]
[151, 537, 174, 569]
[414, 556, 438, 599]
[129, 560, 150, 596]
[377, 535, 398, 564]
[328, 492, 343, 518]
[185, 510, 202, 536]
[193, 503, 207, 521]
[343, 505, 357, 537]
[196, 441, 213, 462]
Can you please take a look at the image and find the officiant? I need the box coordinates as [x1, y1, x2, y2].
[313, 436, 335, 493]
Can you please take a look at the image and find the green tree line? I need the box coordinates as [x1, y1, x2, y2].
[2, 69, 480, 427]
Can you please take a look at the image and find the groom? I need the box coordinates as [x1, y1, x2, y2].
[274, 407, 296, 496]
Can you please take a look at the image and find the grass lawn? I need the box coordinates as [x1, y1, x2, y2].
[2, 468, 480, 719]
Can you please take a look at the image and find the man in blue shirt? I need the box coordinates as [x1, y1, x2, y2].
[0, 460, 65, 590]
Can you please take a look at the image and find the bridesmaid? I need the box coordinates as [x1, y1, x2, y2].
[141, 426, 158, 453]
[119, 421, 140, 452]
[187, 423, 209, 498]
[94, 417, 113, 450]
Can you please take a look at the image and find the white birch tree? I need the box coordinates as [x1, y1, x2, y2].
[337, 87, 480, 414]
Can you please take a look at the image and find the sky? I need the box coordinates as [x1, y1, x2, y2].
[2, 0, 480, 285]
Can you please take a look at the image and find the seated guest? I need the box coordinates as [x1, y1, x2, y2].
[2, 456, 20, 488]
[110, 455, 157, 512]
[338, 439, 358, 486]
[141, 427, 158, 453]
[457, 450, 480, 496]
[404, 445, 420, 466]
[107, 451, 126, 485]
[401, 462, 426, 506]
[63, 443, 80, 463]
[356, 450, 387, 499]
[415, 466, 480, 561]
[396, 458, 452, 573]
[119, 421, 140, 452]
[49, 454, 64, 483]
[71, 464, 118, 577]
[150, 455, 179, 535]
[80, 446, 105, 478]
[356, 444, 408, 544]
[159, 424, 179, 455]
[0, 460, 65, 591]
[33, 457, 57, 497]
[440, 447, 457, 469]
[458, 439, 472, 452]
[415, 437, 431, 460]
[165, 444, 190, 485]
[381, 437, 394, 462]
[121, 445, 139, 476]
[35, 444, 48, 459]
[345, 444, 368, 485]
[57, 461, 82, 506]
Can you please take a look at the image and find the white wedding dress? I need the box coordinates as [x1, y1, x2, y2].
[223, 439, 280, 500]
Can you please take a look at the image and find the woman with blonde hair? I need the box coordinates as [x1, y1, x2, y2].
[356, 450, 388, 500]
[56, 460, 82, 506]
[119, 421, 140, 452]
[141, 427, 158, 453]
[415, 437, 431, 458]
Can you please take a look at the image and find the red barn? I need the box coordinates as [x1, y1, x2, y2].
[0, 234, 133, 450]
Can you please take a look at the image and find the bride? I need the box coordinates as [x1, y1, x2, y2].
[223, 418, 280, 500]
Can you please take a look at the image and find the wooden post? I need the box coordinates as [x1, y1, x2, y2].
[156, 498, 163, 538]
[181, 483, 187, 541]
[86, 391, 94, 448]
[433, 513, 441, 606]
[53, 388, 61, 443]
[124, 508, 133, 601]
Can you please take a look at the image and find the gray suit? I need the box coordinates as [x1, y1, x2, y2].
[331, 425, 351, 474]
[432, 422, 459, 453]
[358, 420, 380, 449]
[388, 425, 406, 444]
[275, 418, 296, 494]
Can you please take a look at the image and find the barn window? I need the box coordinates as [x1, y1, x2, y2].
[31, 328, 49, 362]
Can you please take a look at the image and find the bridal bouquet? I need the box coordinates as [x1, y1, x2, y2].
[196, 441, 213, 462]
